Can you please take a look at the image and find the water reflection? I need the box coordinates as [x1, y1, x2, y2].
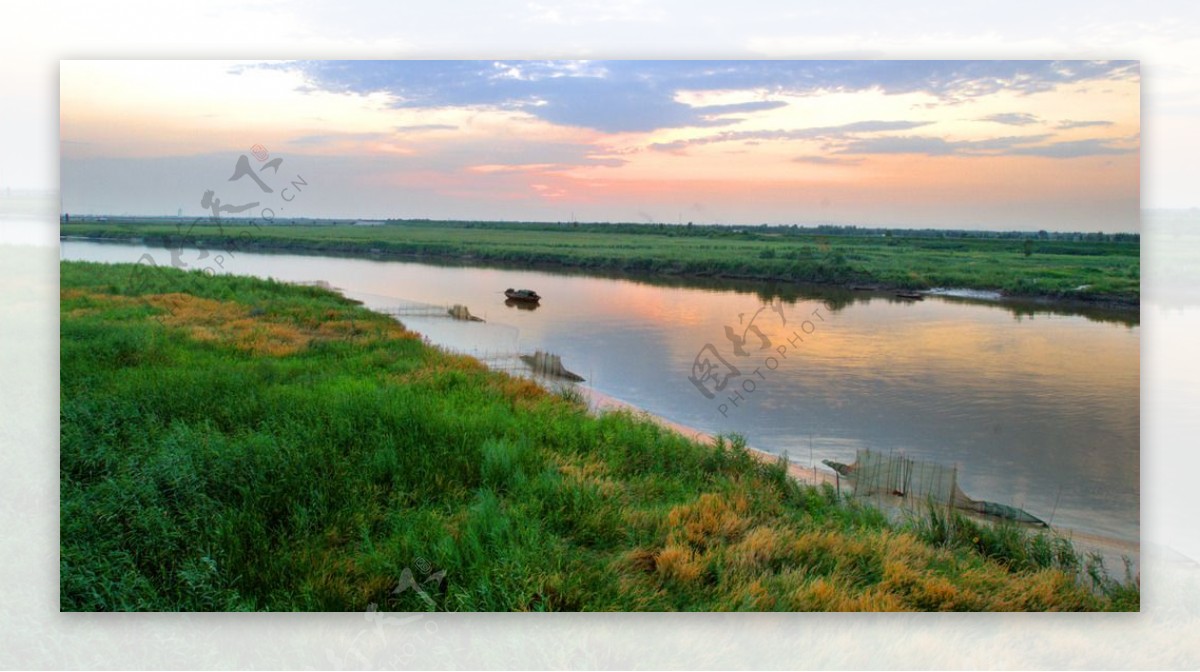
[504, 298, 539, 311]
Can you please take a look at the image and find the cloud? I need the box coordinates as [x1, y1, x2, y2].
[836, 135, 966, 156]
[646, 139, 691, 153]
[979, 112, 1040, 126]
[272, 60, 1138, 134]
[1007, 139, 1136, 158]
[692, 100, 789, 116]
[835, 134, 1050, 156]
[430, 138, 626, 171]
[290, 132, 394, 146]
[1056, 119, 1114, 130]
[792, 155, 863, 166]
[284, 128, 623, 173]
[468, 157, 627, 172]
[648, 120, 934, 152]
[836, 120, 935, 133]
[834, 133, 1133, 159]
[394, 124, 459, 132]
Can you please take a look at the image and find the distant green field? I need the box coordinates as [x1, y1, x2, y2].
[60, 260, 1138, 611]
[61, 219, 1140, 306]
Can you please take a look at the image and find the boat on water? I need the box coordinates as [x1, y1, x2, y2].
[504, 288, 541, 303]
[894, 291, 924, 300]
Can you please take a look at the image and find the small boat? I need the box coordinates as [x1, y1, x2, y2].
[504, 288, 541, 303]
[894, 291, 924, 300]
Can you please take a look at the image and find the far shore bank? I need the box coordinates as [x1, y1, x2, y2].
[59, 231, 1141, 314]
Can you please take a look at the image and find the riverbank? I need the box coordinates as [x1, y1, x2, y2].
[59, 260, 1138, 611]
[581, 387, 1140, 575]
[58, 218, 1141, 309]
[582, 387, 837, 488]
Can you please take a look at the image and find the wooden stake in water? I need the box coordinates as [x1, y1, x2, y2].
[1048, 483, 1064, 528]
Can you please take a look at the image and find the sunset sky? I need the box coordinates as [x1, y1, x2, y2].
[60, 60, 1140, 231]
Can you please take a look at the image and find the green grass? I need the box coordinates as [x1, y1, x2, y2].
[60, 260, 1137, 611]
[62, 219, 1139, 306]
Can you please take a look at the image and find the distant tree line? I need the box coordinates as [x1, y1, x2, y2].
[384, 218, 1139, 243]
[62, 214, 1139, 243]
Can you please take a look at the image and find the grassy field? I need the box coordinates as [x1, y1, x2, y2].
[60, 260, 1138, 611]
[61, 219, 1140, 307]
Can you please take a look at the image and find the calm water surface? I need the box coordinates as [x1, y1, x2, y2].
[61, 240, 1140, 545]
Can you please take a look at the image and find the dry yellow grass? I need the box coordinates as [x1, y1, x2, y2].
[62, 288, 422, 357]
[727, 526, 785, 573]
[143, 292, 414, 356]
[61, 288, 140, 316]
[655, 543, 704, 583]
[990, 568, 1094, 611]
[495, 376, 550, 405]
[556, 456, 621, 498]
[735, 579, 777, 610]
[666, 492, 751, 549]
[617, 504, 1101, 611]
[149, 293, 309, 356]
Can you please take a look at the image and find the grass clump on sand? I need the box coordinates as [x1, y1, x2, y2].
[60, 261, 1137, 611]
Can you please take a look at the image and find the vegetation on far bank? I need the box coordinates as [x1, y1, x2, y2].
[60, 261, 1138, 611]
[61, 218, 1140, 307]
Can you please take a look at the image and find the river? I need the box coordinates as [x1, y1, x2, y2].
[60, 239, 1140, 550]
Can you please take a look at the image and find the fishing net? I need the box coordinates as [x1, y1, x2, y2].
[824, 449, 1046, 526]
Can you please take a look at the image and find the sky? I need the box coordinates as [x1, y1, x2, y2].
[60, 59, 1140, 231]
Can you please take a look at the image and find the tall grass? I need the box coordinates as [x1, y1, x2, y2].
[60, 261, 1137, 611]
[909, 504, 1139, 610]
